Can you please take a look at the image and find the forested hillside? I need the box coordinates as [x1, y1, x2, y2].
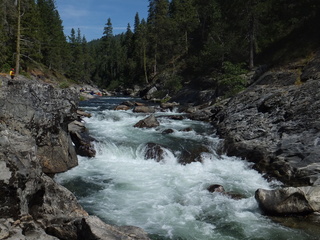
[1, 0, 319, 96]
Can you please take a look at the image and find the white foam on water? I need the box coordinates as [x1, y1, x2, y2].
[56, 100, 313, 240]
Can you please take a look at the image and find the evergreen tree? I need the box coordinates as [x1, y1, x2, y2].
[37, 0, 66, 70]
[133, 17, 149, 84]
[147, 0, 171, 77]
[0, 0, 11, 69]
[169, 0, 198, 54]
[19, 0, 42, 70]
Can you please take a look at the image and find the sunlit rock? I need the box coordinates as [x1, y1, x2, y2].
[133, 105, 155, 113]
[134, 114, 159, 128]
[255, 186, 320, 215]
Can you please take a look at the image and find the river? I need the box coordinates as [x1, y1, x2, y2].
[55, 96, 316, 240]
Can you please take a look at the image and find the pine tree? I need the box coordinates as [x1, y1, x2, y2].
[19, 0, 42, 70]
[37, 0, 66, 70]
[147, 0, 171, 77]
[133, 17, 149, 84]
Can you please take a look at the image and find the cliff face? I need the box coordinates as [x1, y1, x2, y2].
[1, 78, 79, 174]
[211, 51, 320, 187]
[0, 77, 150, 240]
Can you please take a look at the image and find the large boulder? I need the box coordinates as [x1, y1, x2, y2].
[0, 78, 78, 174]
[134, 114, 160, 128]
[68, 120, 96, 157]
[255, 186, 320, 216]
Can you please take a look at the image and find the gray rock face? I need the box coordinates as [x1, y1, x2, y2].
[0, 76, 150, 240]
[255, 186, 320, 215]
[0, 78, 78, 174]
[212, 79, 320, 186]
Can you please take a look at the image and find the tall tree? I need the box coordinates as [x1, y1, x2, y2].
[169, 0, 198, 54]
[37, 0, 66, 70]
[147, 0, 171, 77]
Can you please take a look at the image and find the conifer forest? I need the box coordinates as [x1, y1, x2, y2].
[1, 0, 319, 96]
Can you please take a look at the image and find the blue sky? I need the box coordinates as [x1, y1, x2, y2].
[55, 0, 149, 41]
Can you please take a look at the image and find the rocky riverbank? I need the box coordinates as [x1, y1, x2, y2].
[0, 76, 150, 239]
[168, 51, 320, 218]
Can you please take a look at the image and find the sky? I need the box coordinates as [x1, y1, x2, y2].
[55, 0, 149, 41]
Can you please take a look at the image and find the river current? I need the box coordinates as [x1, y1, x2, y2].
[55, 96, 315, 240]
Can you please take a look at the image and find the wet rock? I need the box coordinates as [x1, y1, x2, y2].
[121, 101, 136, 107]
[133, 105, 155, 113]
[181, 127, 193, 132]
[178, 145, 209, 165]
[134, 114, 160, 128]
[160, 102, 179, 111]
[255, 186, 320, 216]
[76, 109, 92, 118]
[79, 216, 150, 240]
[207, 184, 245, 200]
[162, 129, 174, 134]
[114, 104, 131, 111]
[143, 142, 167, 162]
[68, 120, 96, 158]
[207, 184, 225, 193]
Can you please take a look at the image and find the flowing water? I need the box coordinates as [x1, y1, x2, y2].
[55, 96, 317, 240]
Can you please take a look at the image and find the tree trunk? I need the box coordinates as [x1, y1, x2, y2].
[143, 45, 148, 84]
[185, 30, 188, 53]
[15, 0, 20, 75]
[249, 14, 255, 70]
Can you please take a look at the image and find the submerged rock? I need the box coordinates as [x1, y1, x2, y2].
[207, 184, 245, 200]
[143, 142, 168, 162]
[178, 145, 209, 165]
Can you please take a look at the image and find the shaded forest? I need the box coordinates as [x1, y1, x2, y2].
[1, 0, 319, 96]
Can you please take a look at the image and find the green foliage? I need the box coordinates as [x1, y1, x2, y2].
[217, 61, 248, 97]
[59, 81, 71, 89]
[79, 95, 86, 101]
[20, 71, 31, 79]
[1, 0, 319, 96]
[164, 75, 183, 93]
[1, 63, 11, 73]
[107, 80, 122, 91]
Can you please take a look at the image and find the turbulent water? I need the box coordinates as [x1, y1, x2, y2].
[55, 96, 315, 240]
